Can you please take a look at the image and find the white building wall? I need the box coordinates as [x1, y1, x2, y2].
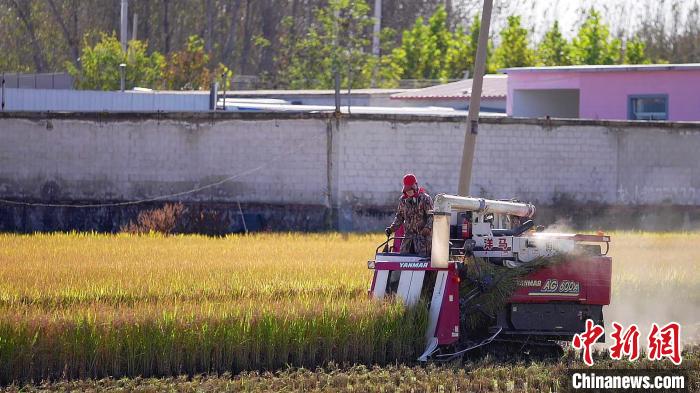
[512, 89, 580, 118]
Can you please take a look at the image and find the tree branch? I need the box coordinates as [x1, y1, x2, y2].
[46, 0, 80, 67]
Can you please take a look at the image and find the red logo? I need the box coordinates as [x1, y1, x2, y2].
[609, 322, 640, 361]
[572, 319, 605, 366]
[648, 322, 682, 365]
[573, 320, 683, 366]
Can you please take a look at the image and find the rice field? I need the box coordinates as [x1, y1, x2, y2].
[0, 231, 698, 388]
[6, 351, 698, 393]
[0, 233, 427, 383]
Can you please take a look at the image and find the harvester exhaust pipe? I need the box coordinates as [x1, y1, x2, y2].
[432, 194, 536, 218]
[431, 194, 536, 267]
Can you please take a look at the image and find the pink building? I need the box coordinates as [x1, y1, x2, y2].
[501, 64, 700, 121]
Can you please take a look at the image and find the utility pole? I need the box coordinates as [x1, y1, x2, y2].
[120, 0, 129, 52]
[333, 7, 340, 114]
[132, 13, 138, 41]
[370, 0, 382, 87]
[372, 0, 381, 57]
[457, 0, 493, 196]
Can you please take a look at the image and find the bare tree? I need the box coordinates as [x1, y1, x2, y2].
[259, 0, 284, 74]
[204, 0, 214, 52]
[238, 0, 254, 74]
[163, 0, 172, 53]
[46, 0, 81, 67]
[7, 0, 47, 71]
[221, 0, 242, 66]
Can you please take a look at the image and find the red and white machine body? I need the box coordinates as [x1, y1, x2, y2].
[368, 194, 612, 361]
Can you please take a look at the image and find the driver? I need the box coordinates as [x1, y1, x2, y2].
[385, 173, 433, 256]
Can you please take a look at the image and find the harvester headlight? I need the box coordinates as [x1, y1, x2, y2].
[367, 260, 375, 269]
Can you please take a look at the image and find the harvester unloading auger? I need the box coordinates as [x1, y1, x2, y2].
[368, 194, 611, 362]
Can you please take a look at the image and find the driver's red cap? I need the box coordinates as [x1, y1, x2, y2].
[402, 173, 417, 192]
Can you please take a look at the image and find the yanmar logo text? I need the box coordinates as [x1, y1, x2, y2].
[517, 279, 542, 287]
[399, 262, 429, 269]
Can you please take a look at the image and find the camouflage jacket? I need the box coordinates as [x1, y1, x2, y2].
[389, 191, 433, 236]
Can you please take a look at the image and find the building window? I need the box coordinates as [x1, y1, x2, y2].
[628, 95, 668, 120]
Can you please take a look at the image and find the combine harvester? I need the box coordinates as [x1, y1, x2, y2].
[367, 195, 611, 361]
[365, 0, 611, 363]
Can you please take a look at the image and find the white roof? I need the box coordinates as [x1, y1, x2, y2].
[218, 99, 506, 117]
[224, 88, 409, 96]
[390, 75, 507, 100]
[500, 63, 700, 74]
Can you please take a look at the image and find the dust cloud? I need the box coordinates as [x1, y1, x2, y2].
[605, 290, 700, 348]
[536, 226, 700, 347]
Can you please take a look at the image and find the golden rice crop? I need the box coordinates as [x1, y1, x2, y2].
[0, 232, 426, 383]
[0, 231, 698, 384]
[604, 231, 700, 343]
[607, 231, 700, 301]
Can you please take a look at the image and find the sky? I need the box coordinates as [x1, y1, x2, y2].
[457, 0, 700, 41]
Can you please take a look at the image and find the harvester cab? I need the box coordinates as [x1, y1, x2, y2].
[368, 194, 611, 362]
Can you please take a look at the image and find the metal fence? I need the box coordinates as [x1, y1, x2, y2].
[1, 88, 210, 112]
[1, 72, 74, 90]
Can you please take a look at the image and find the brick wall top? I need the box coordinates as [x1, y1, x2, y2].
[4, 111, 700, 130]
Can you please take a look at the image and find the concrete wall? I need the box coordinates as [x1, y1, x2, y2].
[2, 112, 700, 231]
[0, 114, 327, 204]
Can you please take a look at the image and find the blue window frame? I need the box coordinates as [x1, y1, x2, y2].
[628, 94, 668, 120]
